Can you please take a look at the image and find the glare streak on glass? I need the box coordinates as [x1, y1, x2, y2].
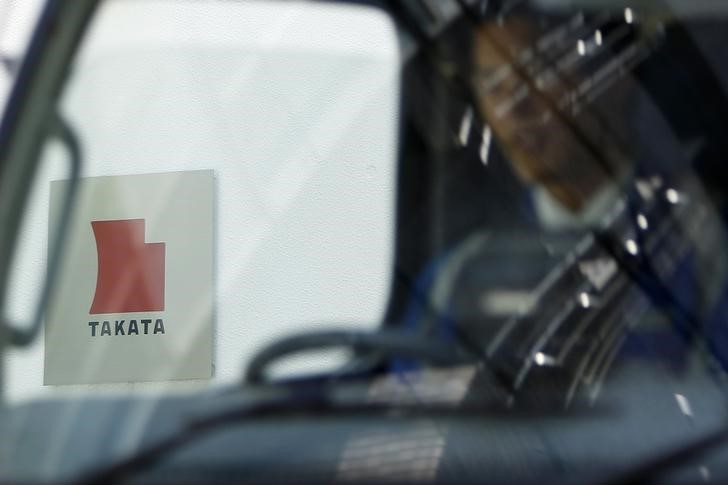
[514, 296, 583, 387]
[565, 300, 628, 405]
[583, 296, 648, 406]
[558, 276, 628, 364]
[674, 393, 694, 418]
[625, 239, 639, 256]
[489, 14, 636, 114]
[479, 289, 535, 317]
[536, 16, 579, 54]
[479, 125, 492, 165]
[494, 84, 529, 119]
[585, 318, 627, 388]
[582, 53, 632, 105]
[581, 41, 652, 106]
[577, 39, 586, 56]
[624, 7, 634, 24]
[636, 180, 654, 200]
[579, 292, 591, 308]
[534, 351, 555, 366]
[528, 14, 653, 112]
[488, 235, 595, 356]
[546, 23, 638, 108]
[637, 214, 648, 230]
[458, 106, 473, 146]
[535, 12, 607, 62]
[666, 188, 681, 204]
[589, 334, 626, 403]
[479, 65, 512, 94]
[579, 257, 617, 291]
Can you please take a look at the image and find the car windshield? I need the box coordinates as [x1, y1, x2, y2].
[3, 0, 728, 482]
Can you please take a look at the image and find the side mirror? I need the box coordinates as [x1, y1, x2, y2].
[3, 115, 81, 347]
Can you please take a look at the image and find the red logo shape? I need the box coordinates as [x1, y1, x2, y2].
[90, 219, 165, 314]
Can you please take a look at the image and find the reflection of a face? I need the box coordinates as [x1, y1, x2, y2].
[473, 19, 617, 213]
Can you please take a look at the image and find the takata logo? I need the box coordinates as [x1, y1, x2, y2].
[87, 218, 167, 337]
[90, 219, 165, 313]
[45, 170, 213, 385]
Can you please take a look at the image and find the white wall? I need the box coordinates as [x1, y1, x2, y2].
[3, 0, 401, 403]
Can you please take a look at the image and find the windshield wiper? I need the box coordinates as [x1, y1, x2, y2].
[4, 114, 81, 347]
[244, 328, 471, 384]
